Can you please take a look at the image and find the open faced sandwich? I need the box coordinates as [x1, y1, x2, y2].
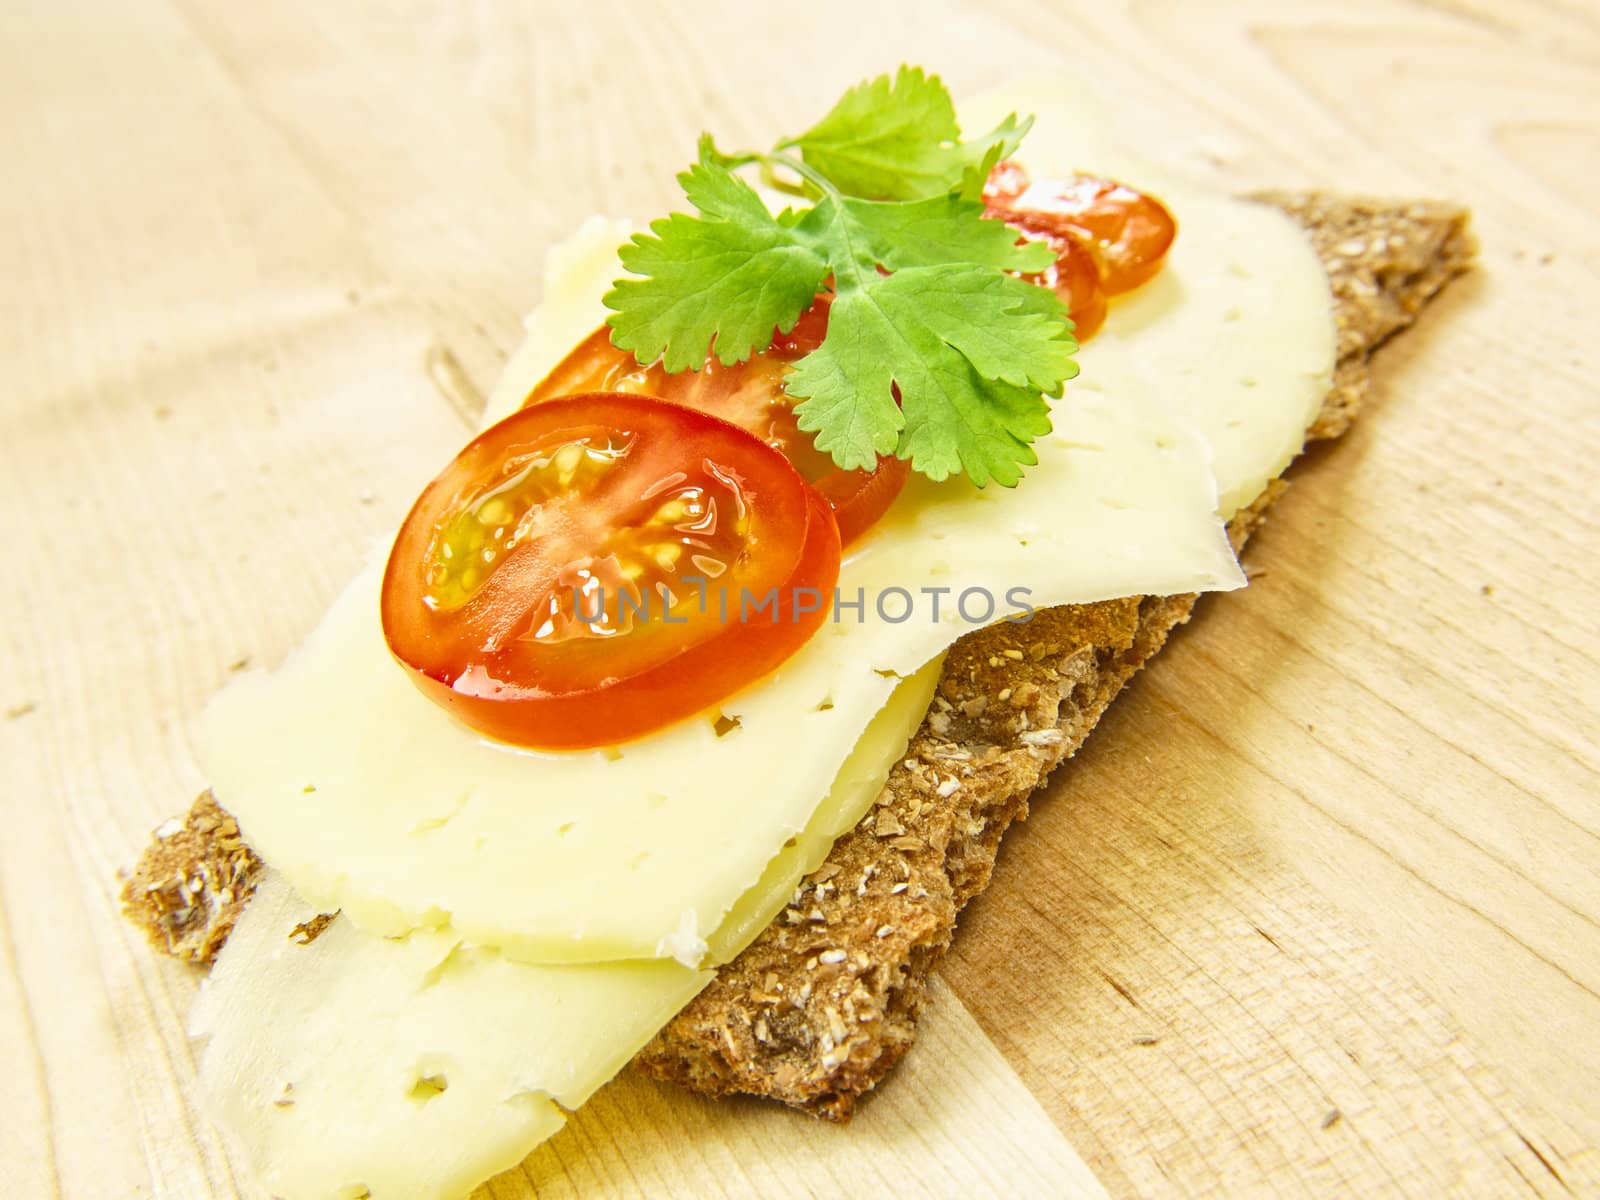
[121, 67, 1474, 1200]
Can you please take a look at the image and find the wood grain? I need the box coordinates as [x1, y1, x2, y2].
[2, 0, 1597, 1196]
[513, 979, 1107, 1200]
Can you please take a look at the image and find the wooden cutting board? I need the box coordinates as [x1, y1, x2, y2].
[4, 1, 1598, 1195]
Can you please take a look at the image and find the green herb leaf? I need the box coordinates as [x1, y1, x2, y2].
[678, 134, 770, 221]
[835, 192, 1055, 274]
[604, 149, 828, 371]
[786, 255, 1075, 486]
[788, 65, 1030, 202]
[602, 66, 1080, 486]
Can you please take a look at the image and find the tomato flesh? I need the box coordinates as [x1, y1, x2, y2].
[382, 392, 841, 750]
[523, 296, 908, 547]
[1012, 225, 1108, 341]
[984, 162, 1177, 295]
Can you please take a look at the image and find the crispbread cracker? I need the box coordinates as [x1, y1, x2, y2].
[120, 791, 261, 965]
[120, 191, 1474, 1119]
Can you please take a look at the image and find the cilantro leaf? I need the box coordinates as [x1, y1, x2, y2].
[600, 67, 1081, 486]
[788, 65, 1030, 202]
[603, 150, 828, 371]
[779, 197, 1074, 483]
[958, 133, 1014, 204]
[677, 134, 771, 221]
[835, 193, 1055, 274]
[786, 257, 1074, 487]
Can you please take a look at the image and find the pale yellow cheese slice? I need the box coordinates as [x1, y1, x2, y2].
[193, 664, 939, 1200]
[201, 224, 1249, 963]
[192, 872, 683, 1200]
[704, 652, 942, 961]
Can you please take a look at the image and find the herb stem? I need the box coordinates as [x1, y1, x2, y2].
[756, 159, 813, 200]
[764, 151, 839, 198]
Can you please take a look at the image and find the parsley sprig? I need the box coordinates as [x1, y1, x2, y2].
[603, 66, 1079, 487]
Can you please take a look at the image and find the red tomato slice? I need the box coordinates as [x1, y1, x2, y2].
[985, 162, 1177, 295]
[381, 392, 841, 750]
[523, 296, 908, 547]
[1010, 225, 1108, 342]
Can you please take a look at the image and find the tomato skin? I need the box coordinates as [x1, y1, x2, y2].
[1012, 225, 1107, 341]
[816, 455, 908, 546]
[522, 297, 908, 547]
[382, 392, 841, 750]
[984, 158, 1031, 200]
[401, 484, 839, 750]
[984, 163, 1177, 295]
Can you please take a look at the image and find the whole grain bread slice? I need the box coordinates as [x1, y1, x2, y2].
[121, 191, 1474, 1119]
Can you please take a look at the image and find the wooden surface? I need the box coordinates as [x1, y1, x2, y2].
[3, 0, 1598, 1196]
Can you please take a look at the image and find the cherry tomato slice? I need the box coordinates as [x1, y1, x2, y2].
[1010, 225, 1108, 342]
[985, 162, 1177, 294]
[382, 392, 842, 750]
[523, 296, 908, 547]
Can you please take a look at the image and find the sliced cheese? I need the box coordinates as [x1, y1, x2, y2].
[192, 872, 700, 1200]
[202, 225, 1246, 963]
[705, 651, 940, 962]
[194, 663, 938, 1200]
